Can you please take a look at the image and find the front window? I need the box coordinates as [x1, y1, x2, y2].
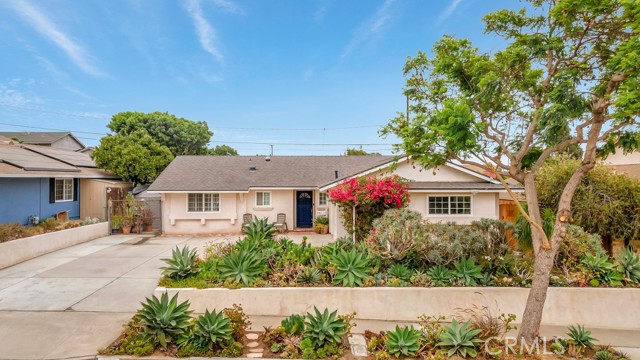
[55, 178, 73, 202]
[187, 193, 220, 212]
[318, 192, 327, 206]
[428, 196, 471, 215]
[256, 191, 271, 206]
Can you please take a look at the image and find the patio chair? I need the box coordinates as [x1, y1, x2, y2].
[273, 213, 289, 233]
[241, 213, 253, 230]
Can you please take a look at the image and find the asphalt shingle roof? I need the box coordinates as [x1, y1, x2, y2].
[0, 131, 73, 144]
[148, 155, 396, 191]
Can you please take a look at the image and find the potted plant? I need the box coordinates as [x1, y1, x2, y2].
[122, 194, 136, 234]
[111, 215, 123, 234]
[142, 208, 153, 232]
[314, 216, 329, 234]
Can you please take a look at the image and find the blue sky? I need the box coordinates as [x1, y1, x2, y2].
[0, 0, 517, 155]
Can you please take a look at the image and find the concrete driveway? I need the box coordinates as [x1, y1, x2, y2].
[0, 234, 209, 360]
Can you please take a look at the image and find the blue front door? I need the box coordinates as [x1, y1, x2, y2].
[296, 191, 313, 228]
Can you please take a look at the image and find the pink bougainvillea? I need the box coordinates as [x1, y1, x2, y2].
[328, 175, 409, 241]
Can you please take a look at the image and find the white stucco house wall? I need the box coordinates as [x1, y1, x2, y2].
[147, 155, 521, 239]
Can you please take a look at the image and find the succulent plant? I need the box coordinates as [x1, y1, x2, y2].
[218, 250, 264, 285]
[243, 217, 276, 242]
[427, 265, 453, 286]
[386, 325, 421, 357]
[567, 324, 597, 348]
[595, 350, 615, 360]
[616, 247, 640, 283]
[437, 319, 483, 358]
[297, 267, 322, 284]
[387, 264, 412, 282]
[582, 253, 623, 286]
[304, 307, 347, 348]
[194, 309, 233, 346]
[331, 249, 371, 287]
[452, 257, 484, 286]
[281, 314, 305, 336]
[161, 246, 200, 279]
[137, 292, 193, 348]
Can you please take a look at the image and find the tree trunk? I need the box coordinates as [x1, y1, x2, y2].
[523, 175, 544, 256]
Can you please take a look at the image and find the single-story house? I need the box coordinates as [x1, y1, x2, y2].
[0, 136, 123, 224]
[0, 131, 86, 151]
[603, 149, 640, 178]
[147, 155, 521, 238]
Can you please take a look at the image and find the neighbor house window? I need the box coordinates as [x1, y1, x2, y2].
[55, 178, 73, 202]
[318, 192, 327, 206]
[256, 191, 271, 207]
[428, 196, 471, 215]
[187, 193, 220, 212]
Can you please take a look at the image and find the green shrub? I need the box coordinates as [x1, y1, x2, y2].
[556, 225, 605, 270]
[136, 292, 192, 348]
[386, 325, 421, 357]
[218, 250, 264, 285]
[427, 265, 453, 286]
[567, 324, 597, 348]
[161, 246, 200, 279]
[514, 206, 555, 252]
[415, 223, 488, 266]
[303, 307, 347, 348]
[243, 217, 276, 242]
[581, 253, 623, 286]
[452, 257, 484, 286]
[281, 314, 305, 336]
[223, 304, 251, 341]
[437, 319, 483, 358]
[331, 249, 371, 287]
[369, 208, 425, 261]
[300, 338, 342, 359]
[470, 219, 512, 257]
[616, 247, 640, 283]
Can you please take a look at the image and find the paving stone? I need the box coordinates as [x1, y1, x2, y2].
[246, 352, 263, 358]
[349, 334, 368, 357]
[246, 333, 260, 340]
[250, 348, 263, 353]
[247, 341, 260, 347]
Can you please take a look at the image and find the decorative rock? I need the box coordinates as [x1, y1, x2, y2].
[246, 333, 259, 340]
[247, 341, 260, 348]
[246, 353, 263, 358]
[349, 334, 368, 357]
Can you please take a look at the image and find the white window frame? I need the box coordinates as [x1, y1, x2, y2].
[256, 191, 272, 207]
[186, 193, 220, 213]
[55, 178, 74, 202]
[427, 195, 473, 216]
[318, 192, 327, 206]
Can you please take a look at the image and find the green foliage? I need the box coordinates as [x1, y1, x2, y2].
[314, 216, 329, 225]
[218, 250, 264, 286]
[616, 247, 640, 283]
[208, 144, 238, 156]
[243, 217, 276, 242]
[161, 246, 200, 279]
[136, 292, 192, 348]
[387, 264, 412, 282]
[427, 265, 453, 286]
[300, 338, 342, 359]
[223, 304, 251, 341]
[281, 314, 305, 336]
[191, 309, 233, 347]
[330, 249, 371, 287]
[567, 324, 597, 348]
[369, 208, 425, 261]
[595, 350, 615, 360]
[303, 307, 347, 348]
[415, 223, 489, 265]
[92, 129, 173, 184]
[297, 267, 322, 284]
[514, 206, 555, 252]
[556, 225, 606, 270]
[108, 111, 212, 156]
[581, 253, 623, 286]
[344, 148, 381, 156]
[437, 319, 483, 358]
[385, 325, 421, 357]
[452, 257, 484, 286]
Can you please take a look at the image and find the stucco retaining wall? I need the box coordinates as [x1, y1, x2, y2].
[0, 222, 108, 269]
[157, 287, 640, 330]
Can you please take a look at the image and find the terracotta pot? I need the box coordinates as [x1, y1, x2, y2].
[121, 225, 132, 234]
[322, 225, 329, 234]
[145, 224, 153, 232]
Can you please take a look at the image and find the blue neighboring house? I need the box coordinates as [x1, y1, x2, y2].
[0, 136, 119, 225]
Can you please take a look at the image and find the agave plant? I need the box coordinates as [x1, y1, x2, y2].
[331, 249, 371, 287]
[567, 324, 597, 348]
[193, 309, 233, 347]
[616, 247, 640, 283]
[281, 314, 305, 336]
[386, 325, 422, 357]
[304, 307, 347, 348]
[161, 246, 200, 279]
[137, 292, 193, 348]
[243, 217, 276, 242]
[595, 350, 615, 360]
[218, 250, 264, 285]
[437, 319, 483, 358]
[452, 257, 484, 286]
[387, 264, 412, 282]
[297, 266, 322, 284]
[582, 253, 623, 286]
[427, 265, 453, 286]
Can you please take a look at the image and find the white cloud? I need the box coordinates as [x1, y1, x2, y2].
[35, 56, 93, 99]
[211, 0, 244, 15]
[0, 82, 42, 107]
[6, 0, 106, 77]
[184, 0, 224, 63]
[436, 0, 463, 26]
[314, 0, 332, 22]
[341, 0, 396, 59]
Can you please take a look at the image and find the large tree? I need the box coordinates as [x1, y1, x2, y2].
[208, 144, 239, 156]
[344, 147, 382, 156]
[108, 111, 212, 156]
[383, 0, 639, 342]
[92, 130, 173, 185]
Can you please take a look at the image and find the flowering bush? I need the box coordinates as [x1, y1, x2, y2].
[328, 175, 409, 241]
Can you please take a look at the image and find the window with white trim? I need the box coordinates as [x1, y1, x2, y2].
[55, 178, 73, 202]
[256, 191, 271, 207]
[318, 192, 327, 206]
[187, 193, 220, 212]
[428, 196, 471, 215]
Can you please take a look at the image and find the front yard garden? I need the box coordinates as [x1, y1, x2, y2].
[0, 217, 102, 243]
